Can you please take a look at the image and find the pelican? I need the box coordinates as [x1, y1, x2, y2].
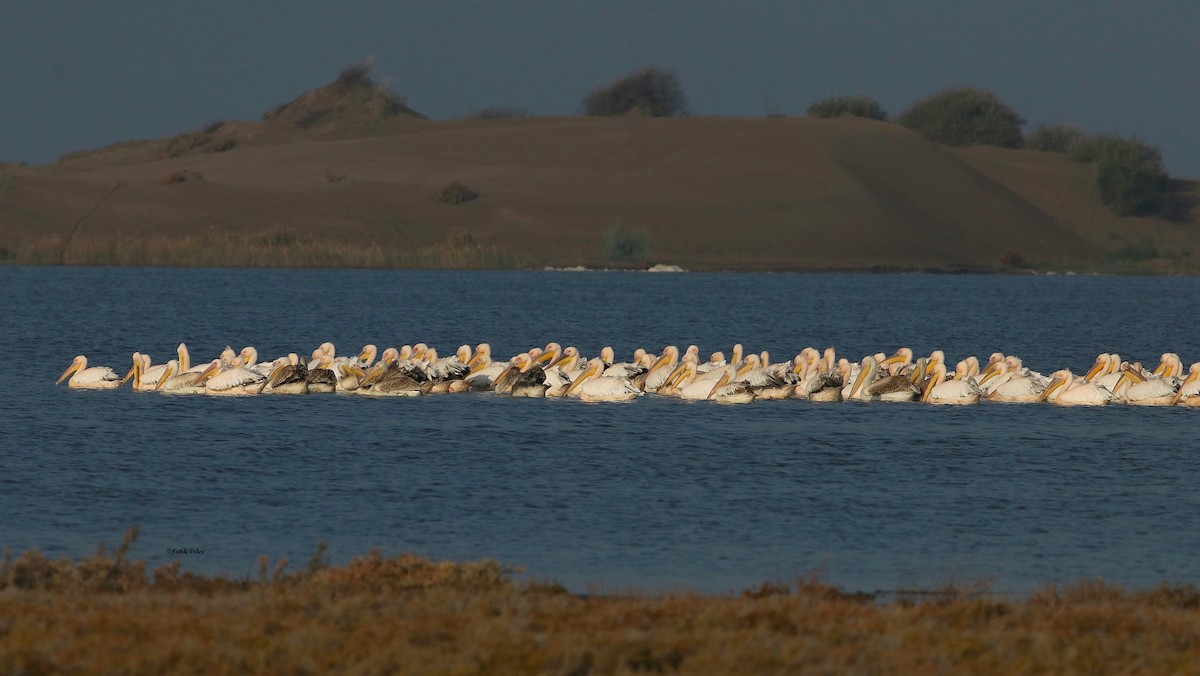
[561, 358, 642, 401]
[356, 344, 379, 368]
[848, 357, 919, 402]
[733, 355, 794, 400]
[493, 353, 537, 394]
[355, 363, 426, 397]
[921, 362, 981, 405]
[305, 355, 338, 393]
[204, 358, 268, 395]
[799, 358, 843, 402]
[1040, 369, 1112, 406]
[57, 355, 121, 389]
[644, 346, 681, 391]
[259, 360, 309, 395]
[1115, 364, 1178, 406]
[124, 356, 159, 392]
[1172, 363, 1200, 406]
[509, 364, 549, 398]
[156, 359, 222, 394]
[122, 352, 170, 390]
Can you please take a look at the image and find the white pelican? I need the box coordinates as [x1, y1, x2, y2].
[1040, 369, 1112, 406]
[921, 362, 981, 405]
[979, 361, 1047, 403]
[675, 363, 721, 400]
[57, 355, 121, 389]
[1172, 363, 1200, 406]
[644, 346, 681, 391]
[204, 358, 268, 395]
[1083, 353, 1112, 382]
[561, 358, 641, 401]
[356, 344, 379, 368]
[1115, 364, 1178, 406]
[124, 356, 157, 392]
[156, 359, 222, 394]
[121, 352, 169, 390]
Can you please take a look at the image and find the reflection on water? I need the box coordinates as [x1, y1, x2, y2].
[2, 266, 1200, 593]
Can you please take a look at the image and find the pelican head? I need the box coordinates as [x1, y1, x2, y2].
[122, 352, 142, 385]
[562, 358, 605, 398]
[240, 346, 259, 367]
[1039, 369, 1073, 402]
[57, 356, 88, 384]
[358, 344, 378, 366]
[600, 346, 616, 366]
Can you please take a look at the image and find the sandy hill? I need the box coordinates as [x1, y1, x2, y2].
[1, 91, 1196, 271]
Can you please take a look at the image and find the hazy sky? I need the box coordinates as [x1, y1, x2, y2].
[2, 1, 1196, 176]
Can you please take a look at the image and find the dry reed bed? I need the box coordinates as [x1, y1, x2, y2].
[3, 531, 1199, 673]
[3, 230, 534, 270]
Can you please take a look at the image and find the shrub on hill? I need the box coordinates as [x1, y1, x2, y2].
[807, 95, 887, 121]
[1066, 133, 1132, 163]
[603, 221, 649, 263]
[1094, 140, 1170, 216]
[263, 61, 421, 129]
[898, 87, 1024, 148]
[582, 68, 687, 117]
[1024, 124, 1084, 153]
[1064, 133, 1170, 216]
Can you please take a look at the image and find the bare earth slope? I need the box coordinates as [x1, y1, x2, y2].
[2, 114, 1196, 271]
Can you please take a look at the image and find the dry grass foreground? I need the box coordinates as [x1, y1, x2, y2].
[3, 530, 1200, 673]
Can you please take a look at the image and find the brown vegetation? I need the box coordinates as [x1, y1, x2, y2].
[4, 533, 1200, 673]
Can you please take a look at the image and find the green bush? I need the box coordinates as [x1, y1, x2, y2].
[897, 87, 1024, 148]
[1066, 133, 1130, 163]
[1065, 134, 1170, 216]
[603, 222, 648, 263]
[807, 95, 887, 120]
[1097, 143, 1169, 216]
[1024, 124, 1084, 153]
[582, 68, 687, 117]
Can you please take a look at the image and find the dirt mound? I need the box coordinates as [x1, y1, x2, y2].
[262, 64, 425, 131]
[4, 113, 1197, 272]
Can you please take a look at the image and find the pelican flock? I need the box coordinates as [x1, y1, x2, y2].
[54, 342, 1200, 407]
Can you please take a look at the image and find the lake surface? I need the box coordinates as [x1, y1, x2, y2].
[3, 266, 1200, 595]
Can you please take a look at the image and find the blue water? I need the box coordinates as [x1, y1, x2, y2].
[3, 266, 1200, 595]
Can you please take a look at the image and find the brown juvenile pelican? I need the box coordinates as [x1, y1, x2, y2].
[355, 362, 426, 397]
[848, 357, 919, 402]
[305, 356, 338, 393]
[260, 360, 309, 395]
[493, 353, 536, 394]
[802, 358, 844, 403]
